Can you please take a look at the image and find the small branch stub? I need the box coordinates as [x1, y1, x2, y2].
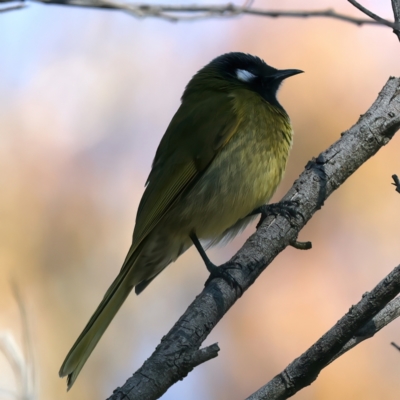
[392, 174, 400, 193]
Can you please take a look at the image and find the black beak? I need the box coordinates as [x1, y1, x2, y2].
[272, 69, 303, 81]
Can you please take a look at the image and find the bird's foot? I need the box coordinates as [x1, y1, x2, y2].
[204, 261, 242, 293]
[250, 202, 311, 250]
[250, 201, 304, 229]
[190, 232, 242, 293]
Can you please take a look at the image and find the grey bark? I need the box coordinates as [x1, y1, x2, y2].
[246, 268, 400, 400]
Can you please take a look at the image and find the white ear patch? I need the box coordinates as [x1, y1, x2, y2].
[236, 69, 256, 82]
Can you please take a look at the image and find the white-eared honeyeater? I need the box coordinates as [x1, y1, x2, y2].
[59, 52, 302, 389]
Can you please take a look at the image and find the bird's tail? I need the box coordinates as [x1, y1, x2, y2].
[59, 251, 140, 390]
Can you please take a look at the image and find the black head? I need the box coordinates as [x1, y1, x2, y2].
[185, 52, 303, 109]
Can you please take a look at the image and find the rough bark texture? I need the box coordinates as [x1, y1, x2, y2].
[329, 295, 400, 364]
[246, 266, 400, 400]
[107, 78, 400, 400]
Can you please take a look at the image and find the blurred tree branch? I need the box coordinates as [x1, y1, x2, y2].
[108, 77, 400, 400]
[0, 0, 392, 26]
[246, 269, 400, 400]
[348, 0, 397, 28]
[0, 282, 36, 399]
[392, 342, 400, 350]
[348, 0, 400, 40]
[0, 1, 25, 11]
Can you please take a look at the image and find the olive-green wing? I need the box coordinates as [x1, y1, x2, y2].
[59, 92, 241, 388]
[124, 92, 241, 263]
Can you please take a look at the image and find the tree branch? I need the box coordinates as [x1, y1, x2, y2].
[348, 0, 400, 40]
[0, 0, 389, 26]
[328, 295, 400, 364]
[107, 77, 400, 400]
[348, 0, 396, 28]
[247, 283, 400, 400]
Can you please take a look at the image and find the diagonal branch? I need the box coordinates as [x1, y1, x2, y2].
[348, 0, 396, 28]
[246, 269, 400, 400]
[329, 295, 400, 364]
[348, 0, 400, 40]
[107, 78, 400, 400]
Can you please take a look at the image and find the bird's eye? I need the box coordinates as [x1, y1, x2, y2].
[236, 69, 257, 82]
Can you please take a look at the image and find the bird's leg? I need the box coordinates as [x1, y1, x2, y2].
[190, 232, 217, 273]
[189, 232, 241, 290]
[250, 201, 311, 250]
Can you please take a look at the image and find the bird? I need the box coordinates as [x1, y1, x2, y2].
[59, 52, 302, 389]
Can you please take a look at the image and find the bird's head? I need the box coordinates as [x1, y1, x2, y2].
[183, 52, 303, 107]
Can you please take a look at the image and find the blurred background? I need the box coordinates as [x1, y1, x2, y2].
[1, 0, 400, 399]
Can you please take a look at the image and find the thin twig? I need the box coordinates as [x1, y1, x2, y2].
[391, 342, 400, 350]
[0, 0, 386, 26]
[348, 0, 396, 28]
[348, 0, 400, 40]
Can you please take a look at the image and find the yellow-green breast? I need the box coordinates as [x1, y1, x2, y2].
[162, 88, 293, 244]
